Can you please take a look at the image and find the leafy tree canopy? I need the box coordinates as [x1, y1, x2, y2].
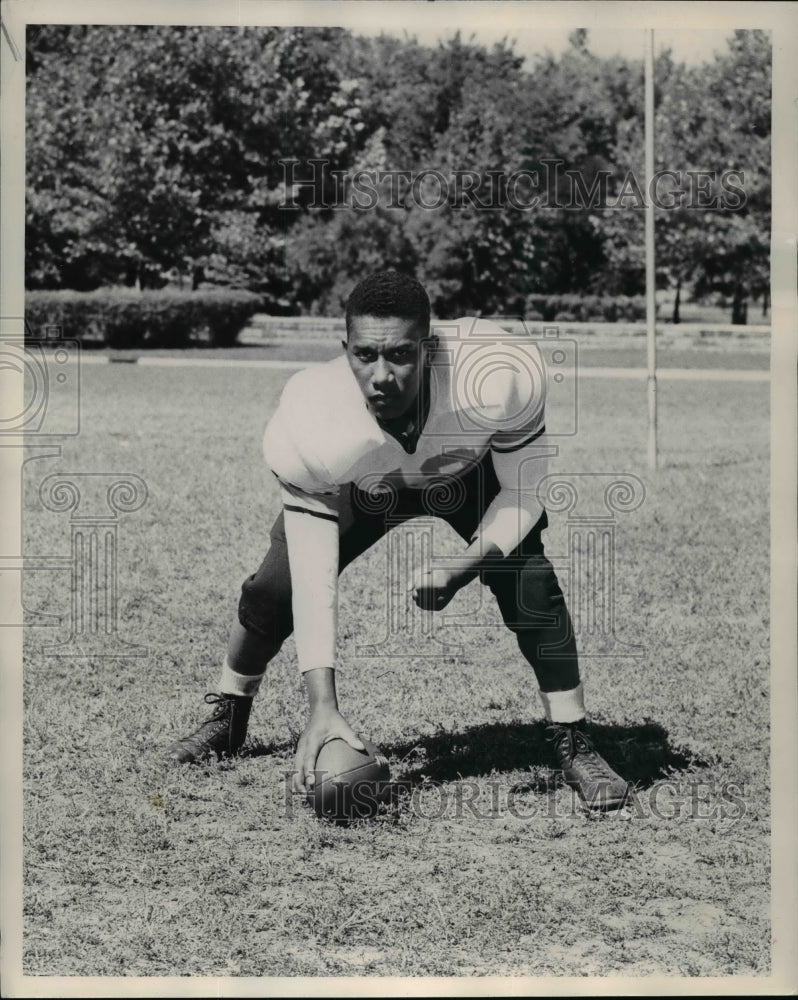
[26, 26, 771, 322]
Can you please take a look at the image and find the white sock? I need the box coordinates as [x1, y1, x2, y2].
[219, 656, 265, 698]
[539, 683, 585, 724]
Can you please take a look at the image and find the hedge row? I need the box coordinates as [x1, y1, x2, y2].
[25, 288, 264, 348]
[525, 294, 654, 323]
[24, 288, 654, 346]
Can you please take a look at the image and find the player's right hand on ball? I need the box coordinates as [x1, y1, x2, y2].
[292, 708, 365, 795]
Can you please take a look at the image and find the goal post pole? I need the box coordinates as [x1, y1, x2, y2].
[645, 28, 658, 471]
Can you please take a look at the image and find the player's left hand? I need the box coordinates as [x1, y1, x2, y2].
[408, 567, 460, 611]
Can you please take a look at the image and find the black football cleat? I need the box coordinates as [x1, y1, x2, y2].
[166, 692, 253, 764]
[545, 720, 630, 811]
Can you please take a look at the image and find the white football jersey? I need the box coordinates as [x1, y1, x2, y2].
[263, 316, 547, 512]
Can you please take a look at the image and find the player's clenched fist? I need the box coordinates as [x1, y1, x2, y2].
[408, 567, 460, 611]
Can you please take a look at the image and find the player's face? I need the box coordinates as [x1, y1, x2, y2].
[344, 315, 430, 421]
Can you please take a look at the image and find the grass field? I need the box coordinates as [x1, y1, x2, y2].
[88, 339, 772, 371]
[21, 343, 770, 979]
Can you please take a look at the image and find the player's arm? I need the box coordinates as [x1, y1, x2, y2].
[279, 480, 340, 674]
[410, 429, 550, 610]
[278, 482, 366, 793]
[262, 385, 364, 791]
[472, 337, 550, 558]
[262, 377, 345, 675]
[473, 424, 551, 557]
[411, 340, 550, 609]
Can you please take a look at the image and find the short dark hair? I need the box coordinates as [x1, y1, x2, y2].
[345, 270, 431, 338]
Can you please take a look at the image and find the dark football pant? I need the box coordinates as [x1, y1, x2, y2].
[238, 455, 580, 693]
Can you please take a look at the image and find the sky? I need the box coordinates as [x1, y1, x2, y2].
[355, 25, 737, 66]
[308, 2, 767, 66]
[6, 0, 772, 67]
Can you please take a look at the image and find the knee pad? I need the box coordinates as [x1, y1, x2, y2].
[238, 567, 293, 642]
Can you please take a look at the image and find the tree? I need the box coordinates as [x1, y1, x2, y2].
[26, 25, 370, 301]
[600, 30, 771, 323]
[401, 37, 539, 314]
[26, 25, 770, 320]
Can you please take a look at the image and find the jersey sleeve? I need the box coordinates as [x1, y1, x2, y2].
[472, 341, 550, 556]
[282, 493, 340, 673]
[262, 373, 341, 671]
[475, 432, 551, 556]
[487, 339, 546, 452]
[262, 370, 341, 500]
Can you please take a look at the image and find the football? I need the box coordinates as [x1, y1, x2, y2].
[307, 737, 391, 823]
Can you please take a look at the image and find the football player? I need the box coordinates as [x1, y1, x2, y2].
[167, 270, 630, 810]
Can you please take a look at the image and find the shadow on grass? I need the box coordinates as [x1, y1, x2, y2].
[382, 719, 712, 791]
[241, 736, 294, 759]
